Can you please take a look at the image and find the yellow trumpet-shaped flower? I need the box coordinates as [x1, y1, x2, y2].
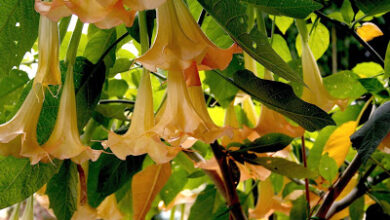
[35, 16, 62, 86]
[0, 83, 49, 164]
[297, 21, 347, 112]
[136, 0, 238, 73]
[0, 15, 63, 164]
[152, 70, 222, 144]
[103, 71, 179, 164]
[35, 0, 137, 29]
[42, 67, 100, 164]
[123, 0, 167, 10]
[185, 64, 233, 143]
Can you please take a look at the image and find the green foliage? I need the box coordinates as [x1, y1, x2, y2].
[350, 196, 365, 220]
[354, 0, 390, 16]
[232, 69, 335, 131]
[84, 27, 116, 67]
[188, 185, 219, 220]
[319, 153, 339, 182]
[242, 0, 322, 18]
[351, 102, 390, 163]
[0, 157, 61, 209]
[323, 71, 367, 99]
[0, 0, 39, 76]
[198, 0, 304, 84]
[46, 160, 78, 220]
[234, 133, 293, 153]
[296, 22, 330, 60]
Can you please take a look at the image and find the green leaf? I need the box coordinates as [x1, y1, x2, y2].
[0, 0, 39, 76]
[204, 55, 242, 107]
[0, 157, 61, 208]
[0, 70, 29, 122]
[236, 133, 293, 153]
[384, 41, 390, 78]
[242, 0, 322, 18]
[94, 103, 132, 121]
[354, 0, 390, 16]
[290, 196, 308, 220]
[245, 157, 317, 179]
[232, 69, 335, 131]
[197, 0, 304, 84]
[323, 71, 367, 99]
[351, 102, 390, 163]
[87, 143, 145, 207]
[84, 28, 116, 67]
[307, 126, 336, 171]
[319, 153, 338, 181]
[272, 34, 292, 62]
[282, 182, 305, 198]
[160, 165, 188, 205]
[274, 16, 294, 35]
[108, 79, 129, 97]
[108, 58, 132, 78]
[352, 62, 383, 77]
[358, 78, 386, 94]
[341, 0, 355, 24]
[296, 22, 330, 60]
[46, 160, 78, 220]
[350, 196, 365, 220]
[188, 185, 218, 220]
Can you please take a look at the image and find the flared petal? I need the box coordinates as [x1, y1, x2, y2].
[35, 0, 72, 22]
[301, 35, 348, 112]
[35, 16, 62, 86]
[103, 72, 179, 163]
[94, 0, 136, 29]
[42, 67, 100, 163]
[0, 83, 49, 164]
[136, 0, 236, 72]
[123, 0, 167, 10]
[97, 194, 124, 220]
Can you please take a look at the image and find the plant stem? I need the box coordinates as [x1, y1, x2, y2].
[77, 164, 87, 206]
[210, 142, 247, 220]
[331, 26, 337, 74]
[314, 154, 363, 219]
[98, 99, 135, 105]
[314, 11, 384, 66]
[301, 136, 311, 216]
[65, 19, 83, 67]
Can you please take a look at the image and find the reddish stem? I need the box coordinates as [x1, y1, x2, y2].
[301, 136, 311, 216]
[77, 164, 87, 205]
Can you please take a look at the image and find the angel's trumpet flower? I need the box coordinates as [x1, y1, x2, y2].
[297, 20, 347, 112]
[42, 66, 100, 164]
[35, 0, 137, 29]
[184, 64, 232, 143]
[255, 71, 304, 137]
[0, 16, 62, 164]
[136, 0, 239, 73]
[103, 71, 179, 164]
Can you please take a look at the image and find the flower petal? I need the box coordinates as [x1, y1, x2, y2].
[35, 0, 72, 22]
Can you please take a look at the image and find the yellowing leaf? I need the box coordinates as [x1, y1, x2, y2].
[356, 22, 384, 42]
[132, 163, 171, 220]
[323, 121, 357, 167]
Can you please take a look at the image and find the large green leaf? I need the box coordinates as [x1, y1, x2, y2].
[46, 160, 78, 220]
[235, 133, 293, 153]
[245, 157, 317, 179]
[197, 0, 303, 84]
[160, 164, 188, 205]
[231, 69, 335, 131]
[188, 185, 218, 220]
[87, 143, 145, 207]
[323, 71, 367, 99]
[242, 0, 322, 18]
[350, 102, 390, 163]
[0, 0, 39, 76]
[84, 27, 116, 68]
[0, 157, 61, 208]
[354, 0, 390, 16]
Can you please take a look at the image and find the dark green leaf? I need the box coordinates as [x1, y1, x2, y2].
[84, 28, 116, 67]
[351, 102, 390, 163]
[245, 157, 317, 179]
[0, 0, 39, 76]
[236, 133, 293, 153]
[385, 41, 390, 78]
[358, 78, 386, 94]
[350, 196, 365, 220]
[242, 0, 322, 18]
[0, 157, 61, 208]
[354, 0, 390, 16]
[46, 160, 78, 220]
[94, 103, 132, 121]
[197, 0, 303, 84]
[87, 143, 145, 207]
[188, 185, 218, 220]
[160, 165, 188, 205]
[290, 196, 308, 220]
[232, 69, 335, 131]
[126, 11, 155, 44]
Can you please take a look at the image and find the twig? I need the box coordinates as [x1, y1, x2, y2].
[98, 99, 135, 105]
[301, 136, 311, 216]
[314, 11, 384, 66]
[314, 154, 363, 218]
[210, 142, 247, 220]
[77, 164, 87, 205]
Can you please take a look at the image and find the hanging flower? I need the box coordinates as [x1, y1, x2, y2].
[0, 16, 63, 164]
[297, 21, 347, 112]
[103, 71, 179, 164]
[123, 0, 167, 10]
[42, 66, 100, 164]
[184, 63, 233, 143]
[35, 0, 137, 29]
[136, 0, 239, 73]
